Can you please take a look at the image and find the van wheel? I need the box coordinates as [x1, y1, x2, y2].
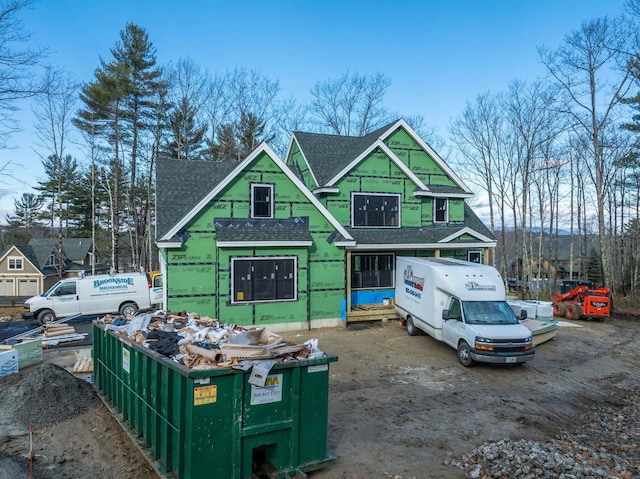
[457, 341, 474, 367]
[119, 302, 138, 317]
[406, 316, 419, 336]
[37, 309, 56, 326]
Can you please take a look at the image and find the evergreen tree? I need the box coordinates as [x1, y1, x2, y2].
[586, 247, 604, 286]
[237, 112, 274, 159]
[109, 23, 164, 270]
[164, 96, 207, 160]
[74, 23, 163, 271]
[34, 154, 78, 233]
[216, 123, 238, 161]
[5, 193, 44, 242]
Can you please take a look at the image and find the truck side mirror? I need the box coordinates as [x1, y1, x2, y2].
[442, 309, 450, 320]
[520, 310, 527, 320]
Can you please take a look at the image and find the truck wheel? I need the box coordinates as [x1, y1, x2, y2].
[119, 302, 138, 317]
[37, 309, 56, 326]
[566, 304, 582, 320]
[406, 316, 419, 336]
[553, 302, 567, 317]
[457, 341, 474, 367]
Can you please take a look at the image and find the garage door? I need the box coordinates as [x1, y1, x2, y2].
[18, 279, 38, 297]
[0, 279, 13, 296]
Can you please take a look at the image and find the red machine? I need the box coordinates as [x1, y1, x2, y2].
[553, 282, 612, 320]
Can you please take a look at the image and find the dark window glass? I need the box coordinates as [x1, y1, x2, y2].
[351, 254, 394, 290]
[252, 185, 272, 218]
[57, 283, 77, 296]
[353, 194, 399, 227]
[435, 198, 448, 222]
[448, 298, 462, 320]
[233, 258, 295, 302]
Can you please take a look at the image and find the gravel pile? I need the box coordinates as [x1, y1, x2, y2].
[446, 388, 640, 478]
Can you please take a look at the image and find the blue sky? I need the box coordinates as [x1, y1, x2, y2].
[1, 0, 626, 219]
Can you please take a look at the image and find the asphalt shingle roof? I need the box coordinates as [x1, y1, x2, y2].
[28, 238, 93, 264]
[293, 121, 397, 187]
[156, 159, 238, 240]
[344, 204, 494, 246]
[2, 238, 108, 277]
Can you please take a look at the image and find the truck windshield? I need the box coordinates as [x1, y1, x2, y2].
[462, 301, 519, 325]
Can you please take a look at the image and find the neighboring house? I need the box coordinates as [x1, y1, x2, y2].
[0, 238, 108, 297]
[156, 119, 495, 330]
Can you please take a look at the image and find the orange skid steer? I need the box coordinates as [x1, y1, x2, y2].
[553, 283, 611, 320]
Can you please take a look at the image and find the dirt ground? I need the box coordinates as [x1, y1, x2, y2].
[1, 307, 639, 479]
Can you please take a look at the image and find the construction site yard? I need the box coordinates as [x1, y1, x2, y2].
[0, 298, 639, 479]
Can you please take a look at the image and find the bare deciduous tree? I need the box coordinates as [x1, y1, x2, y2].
[310, 71, 391, 136]
[539, 15, 635, 287]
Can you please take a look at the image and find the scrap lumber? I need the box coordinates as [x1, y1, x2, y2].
[72, 357, 93, 373]
[45, 326, 76, 337]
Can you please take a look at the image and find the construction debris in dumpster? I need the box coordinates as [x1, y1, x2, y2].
[97, 310, 325, 370]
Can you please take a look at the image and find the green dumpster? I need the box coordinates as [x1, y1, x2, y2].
[92, 322, 337, 479]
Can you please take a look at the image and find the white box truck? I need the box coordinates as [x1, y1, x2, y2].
[22, 271, 154, 325]
[394, 257, 534, 366]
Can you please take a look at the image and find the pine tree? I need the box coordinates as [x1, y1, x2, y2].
[216, 123, 238, 161]
[164, 97, 207, 160]
[74, 23, 163, 271]
[34, 154, 78, 233]
[5, 193, 44, 242]
[237, 112, 273, 158]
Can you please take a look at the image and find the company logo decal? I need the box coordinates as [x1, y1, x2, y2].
[403, 266, 424, 298]
[465, 281, 496, 292]
[94, 277, 134, 291]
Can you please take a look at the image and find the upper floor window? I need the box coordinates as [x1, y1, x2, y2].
[434, 198, 448, 223]
[352, 193, 399, 228]
[46, 253, 58, 267]
[8, 257, 23, 270]
[251, 184, 273, 218]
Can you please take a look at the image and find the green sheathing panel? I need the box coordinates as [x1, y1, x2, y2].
[421, 199, 433, 225]
[325, 149, 424, 229]
[385, 128, 456, 188]
[285, 143, 316, 190]
[218, 152, 309, 219]
[310, 289, 344, 320]
[165, 231, 217, 317]
[456, 233, 481, 241]
[217, 247, 310, 326]
[164, 150, 345, 325]
[420, 198, 464, 227]
[450, 199, 464, 223]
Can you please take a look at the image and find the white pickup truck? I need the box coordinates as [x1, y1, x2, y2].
[394, 257, 534, 366]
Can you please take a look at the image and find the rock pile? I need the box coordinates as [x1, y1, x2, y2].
[446, 388, 640, 478]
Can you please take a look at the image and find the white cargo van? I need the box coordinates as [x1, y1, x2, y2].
[22, 272, 153, 325]
[394, 257, 534, 366]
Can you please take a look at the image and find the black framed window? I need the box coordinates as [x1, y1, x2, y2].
[352, 194, 399, 227]
[434, 198, 448, 223]
[351, 253, 394, 289]
[251, 184, 273, 218]
[232, 257, 296, 303]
